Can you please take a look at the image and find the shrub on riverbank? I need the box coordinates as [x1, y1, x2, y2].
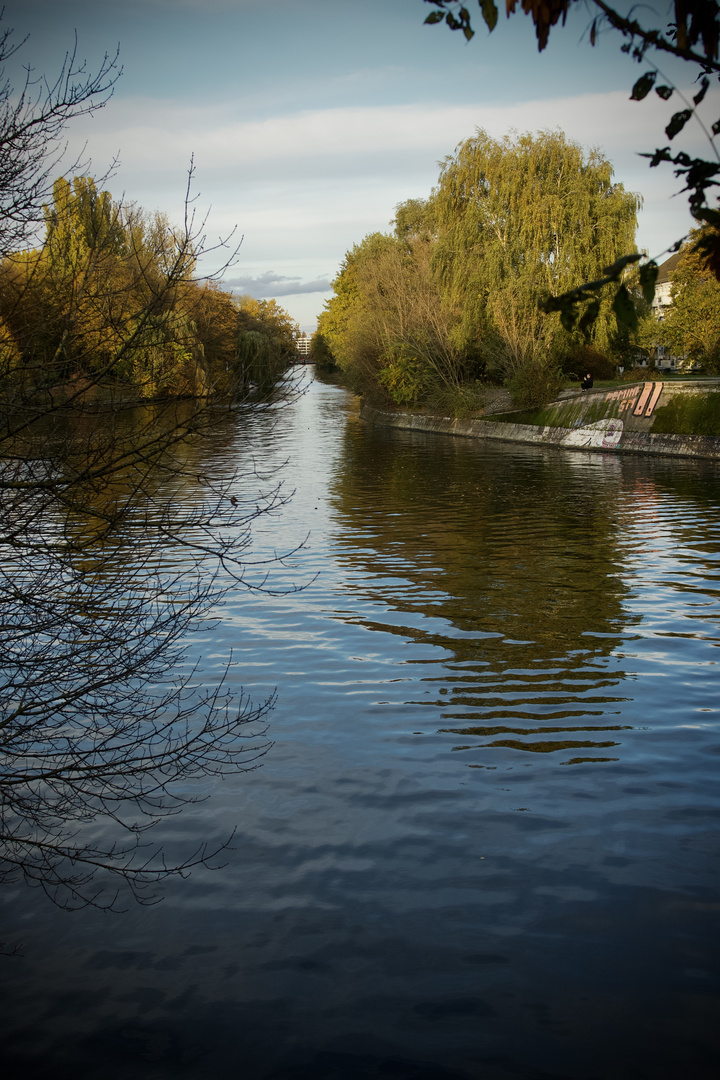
[505, 360, 564, 410]
[423, 380, 488, 418]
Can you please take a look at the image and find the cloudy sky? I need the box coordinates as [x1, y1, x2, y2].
[4, 0, 718, 332]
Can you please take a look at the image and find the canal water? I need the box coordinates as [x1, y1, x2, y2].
[1, 373, 719, 1078]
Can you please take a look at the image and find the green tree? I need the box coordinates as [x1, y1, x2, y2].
[393, 197, 436, 243]
[44, 176, 128, 257]
[235, 295, 299, 390]
[655, 234, 720, 369]
[309, 329, 337, 371]
[316, 233, 393, 393]
[0, 173, 291, 400]
[321, 129, 640, 408]
[185, 279, 244, 394]
[0, 178, 195, 395]
[319, 227, 466, 403]
[432, 129, 640, 394]
[37, 177, 130, 382]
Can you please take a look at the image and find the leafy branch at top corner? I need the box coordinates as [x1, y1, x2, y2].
[423, 2, 720, 69]
[423, 1, 498, 41]
[423, 1, 573, 49]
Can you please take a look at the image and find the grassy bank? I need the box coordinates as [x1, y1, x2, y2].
[651, 392, 720, 435]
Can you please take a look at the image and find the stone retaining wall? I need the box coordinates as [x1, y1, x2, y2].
[361, 393, 720, 461]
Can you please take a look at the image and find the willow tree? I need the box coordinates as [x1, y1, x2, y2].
[432, 129, 640, 398]
[423, 2, 720, 329]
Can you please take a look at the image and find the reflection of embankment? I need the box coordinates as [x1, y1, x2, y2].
[328, 420, 641, 765]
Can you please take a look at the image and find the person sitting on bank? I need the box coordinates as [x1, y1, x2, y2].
[581, 372, 593, 391]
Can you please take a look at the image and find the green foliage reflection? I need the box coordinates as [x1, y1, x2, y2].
[328, 422, 641, 765]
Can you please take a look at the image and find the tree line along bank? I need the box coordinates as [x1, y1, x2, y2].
[311, 129, 720, 416]
[0, 176, 300, 407]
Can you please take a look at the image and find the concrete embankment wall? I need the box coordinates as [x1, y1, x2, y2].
[361, 381, 720, 460]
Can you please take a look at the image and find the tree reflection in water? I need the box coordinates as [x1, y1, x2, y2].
[328, 419, 716, 769]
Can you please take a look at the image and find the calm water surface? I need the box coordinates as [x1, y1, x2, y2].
[1, 373, 719, 1079]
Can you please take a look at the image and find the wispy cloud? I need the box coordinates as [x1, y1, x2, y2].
[71, 88, 719, 174]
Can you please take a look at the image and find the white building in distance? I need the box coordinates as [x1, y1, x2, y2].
[651, 252, 691, 371]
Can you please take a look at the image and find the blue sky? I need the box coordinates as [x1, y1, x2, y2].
[5, 0, 719, 332]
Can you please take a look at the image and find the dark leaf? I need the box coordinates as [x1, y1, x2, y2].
[559, 304, 578, 333]
[621, 42, 631, 53]
[479, 0, 498, 33]
[694, 77, 710, 106]
[665, 109, 694, 139]
[655, 85, 673, 100]
[693, 229, 720, 282]
[695, 208, 720, 228]
[602, 253, 642, 280]
[590, 18, 597, 47]
[631, 71, 656, 100]
[638, 260, 659, 304]
[713, 118, 720, 135]
[424, 11, 445, 24]
[578, 298, 600, 337]
[640, 146, 672, 167]
[612, 284, 639, 332]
